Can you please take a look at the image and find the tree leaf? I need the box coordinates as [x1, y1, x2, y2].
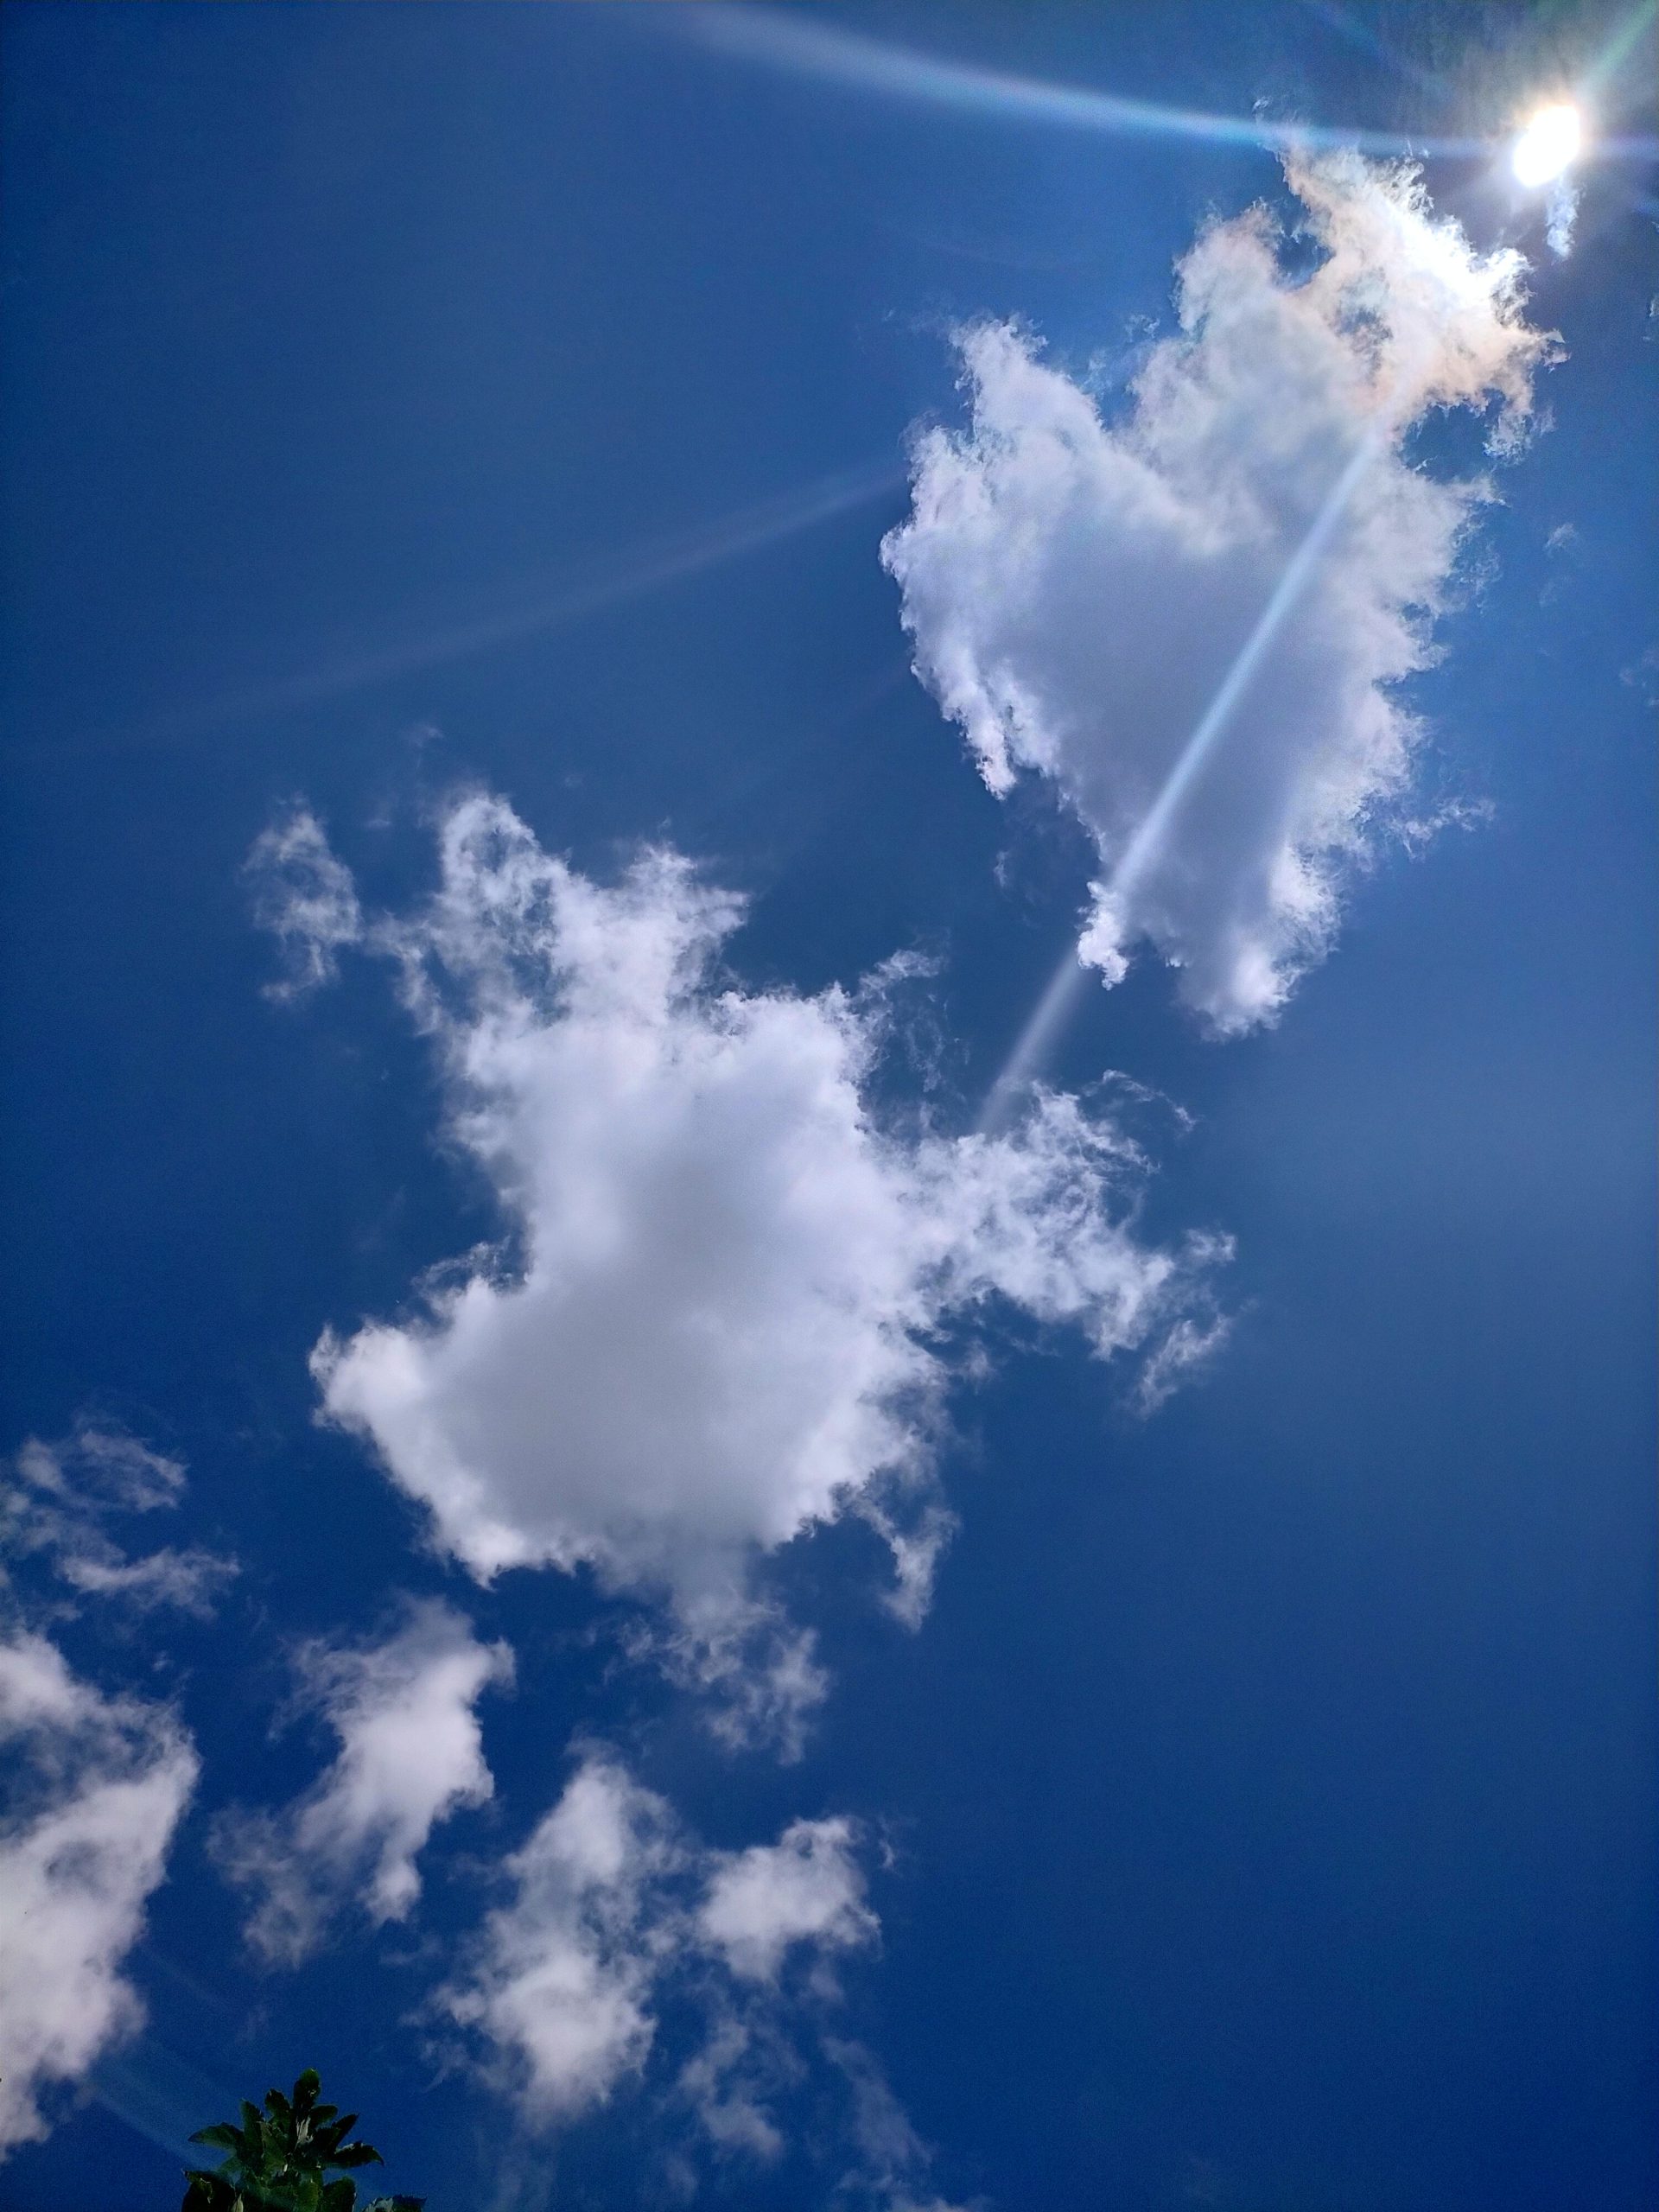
[185, 2070, 408, 2212]
[181, 2172, 234, 2212]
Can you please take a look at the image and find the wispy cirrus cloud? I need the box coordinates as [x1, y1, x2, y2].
[885, 155, 1554, 1051]
[3, 1421, 237, 1620]
[243, 804, 365, 1001]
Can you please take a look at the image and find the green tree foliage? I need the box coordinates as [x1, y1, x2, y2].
[181, 2068, 423, 2212]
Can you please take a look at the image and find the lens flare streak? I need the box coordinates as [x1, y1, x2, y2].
[689, 3, 1491, 162]
[113, 461, 902, 752]
[683, 6, 1657, 169]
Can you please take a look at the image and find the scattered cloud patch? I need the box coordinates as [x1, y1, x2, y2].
[673, 2010, 793, 2163]
[3, 1422, 236, 1619]
[440, 1748, 944, 2203]
[884, 155, 1553, 1034]
[825, 2035, 978, 2212]
[438, 1752, 682, 2123]
[645, 1595, 831, 1763]
[1540, 520, 1583, 605]
[278, 795, 1223, 1746]
[0, 1630, 198, 2157]
[17, 1423, 185, 1510]
[698, 1816, 876, 1986]
[245, 803, 364, 1000]
[213, 1599, 512, 1965]
[1132, 1308, 1237, 1415]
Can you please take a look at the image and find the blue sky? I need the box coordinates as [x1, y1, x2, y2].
[1, 6, 1655, 2209]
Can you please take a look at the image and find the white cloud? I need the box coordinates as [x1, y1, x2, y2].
[245, 803, 363, 999]
[673, 2011, 791, 2162]
[50, 1548, 232, 1611]
[1545, 176, 1579, 259]
[698, 1816, 876, 1986]
[0, 1630, 198, 2158]
[439, 1748, 967, 2201]
[442, 1751, 908, 2171]
[294, 793, 1221, 1742]
[3, 1423, 237, 1620]
[825, 2035, 976, 2212]
[883, 155, 1553, 1035]
[647, 1595, 831, 1764]
[214, 1599, 511, 1965]
[1132, 1308, 1236, 1416]
[438, 1752, 682, 2122]
[17, 1424, 185, 1510]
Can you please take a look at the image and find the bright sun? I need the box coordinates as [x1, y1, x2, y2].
[1512, 103, 1582, 188]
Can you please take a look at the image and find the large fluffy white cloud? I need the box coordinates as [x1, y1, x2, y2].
[883, 155, 1554, 1035]
[0, 1630, 198, 2157]
[214, 1599, 512, 1964]
[289, 794, 1222, 1739]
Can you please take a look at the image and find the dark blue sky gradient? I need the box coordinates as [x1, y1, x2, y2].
[2, 5, 1654, 2208]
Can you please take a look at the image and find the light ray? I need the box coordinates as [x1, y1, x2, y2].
[1103, 437, 1377, 913]
[93, 2039, 240, 2166]
[685, 3, 1490, 162]
[111, 461, 902, 752]
[978, 438, 1377, 1132]
[681, 5, 1657, 168]
[976, 944, 1096, 1137]
[1583, 0, 1657, 99]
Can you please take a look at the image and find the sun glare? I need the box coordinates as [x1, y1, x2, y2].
[1512, 102, 1582, 188]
